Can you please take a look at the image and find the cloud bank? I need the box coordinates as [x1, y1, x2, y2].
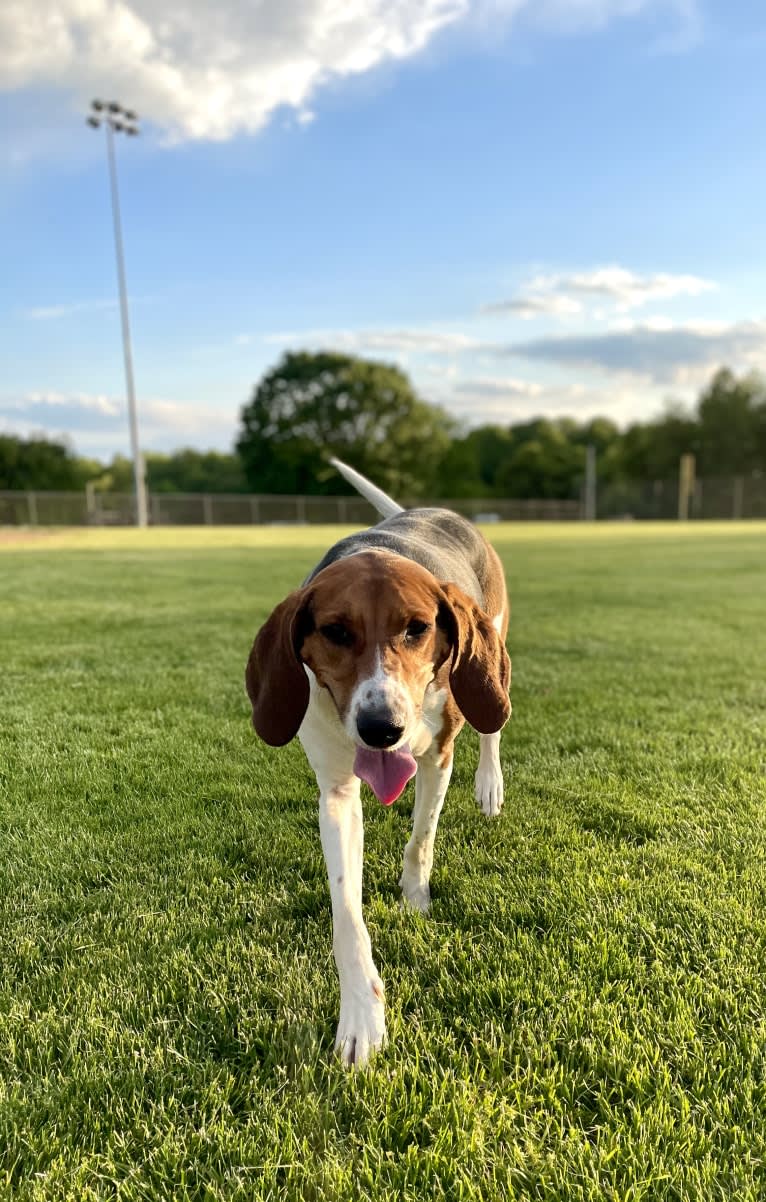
[2, 0, 698, 142]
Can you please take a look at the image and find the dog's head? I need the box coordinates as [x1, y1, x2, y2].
[245, 551, 511, 749]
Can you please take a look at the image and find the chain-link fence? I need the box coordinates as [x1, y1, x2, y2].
[1, 477, 763, 526]
[597, 474, 766, 520]
[0, 489, 580, 526]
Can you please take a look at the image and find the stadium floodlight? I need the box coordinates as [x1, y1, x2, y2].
[86, 99, 148, 527]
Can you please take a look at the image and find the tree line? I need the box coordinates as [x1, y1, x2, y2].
[2, 355, 764, 498]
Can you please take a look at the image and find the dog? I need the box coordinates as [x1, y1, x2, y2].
[246, 459, 511, 1066]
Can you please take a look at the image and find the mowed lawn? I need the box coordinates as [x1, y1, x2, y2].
[1, 522, 765, 1201]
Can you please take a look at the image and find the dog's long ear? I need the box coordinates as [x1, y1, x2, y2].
[438, 582, 511, 734]
[245, 588, 314, 746]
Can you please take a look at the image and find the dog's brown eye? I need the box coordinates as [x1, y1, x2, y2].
[405, 620, 430, 642]
[320, 623, 354, 647]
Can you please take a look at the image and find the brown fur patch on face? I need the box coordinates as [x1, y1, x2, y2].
[299, 552, 450, 721]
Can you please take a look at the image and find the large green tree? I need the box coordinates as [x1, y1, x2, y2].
[494, 420, 587, 499]
[90, 450, 246, 494]
[236, 351, 454, 497]
[432, 426, 516, 498]
[695, 368, 766, 476]
[0, 435, 98, 490]
[145, 449, 247, 494]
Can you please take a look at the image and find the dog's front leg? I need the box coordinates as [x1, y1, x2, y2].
[475, 730, 504, 817]
[400, 748, 453, 913]
[299, 682, 385, 1068]
[318, 777, 386, 1067]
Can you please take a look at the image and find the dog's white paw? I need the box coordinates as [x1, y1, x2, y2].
[399, 869, 431, 914]
[335, 977, 386, 1068]
[475, 765, 504, 817]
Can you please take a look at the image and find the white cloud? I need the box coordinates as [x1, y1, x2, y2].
[534, 266, 716, 309]
[526, 0, 696, 38]
[140, 397, 235, 440]
[23, 299, 118, 320]
[484, 265, 716, 321]
[481, 293, 583, 319]
[22, 296, 155, 320]
[1, 0, 700, 144]
[2, 391, 122, 418]
[502, 317, 766, 383]
[452, 375, 543, 397]
[1, 0, 468, 143]
[436, 377, 646, 426]
[0, 391, 236, 455]
[263, 327, 481, 355]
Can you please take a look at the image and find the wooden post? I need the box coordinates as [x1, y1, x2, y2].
[26, 490, 38, 526]
[249, 496, 260, 524]
[203, 494, 213, 525]
[732, 476, 744, 520]
[678, 453, 696, 521]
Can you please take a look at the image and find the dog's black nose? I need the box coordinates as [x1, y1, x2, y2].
[356, 711, 404, 749]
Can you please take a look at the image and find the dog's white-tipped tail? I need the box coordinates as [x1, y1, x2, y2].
[329, 457, 403, 519]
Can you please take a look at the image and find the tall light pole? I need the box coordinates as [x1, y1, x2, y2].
[87, 99, 148, 527]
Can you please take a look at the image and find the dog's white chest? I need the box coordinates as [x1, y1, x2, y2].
[408, 683, 448, 759]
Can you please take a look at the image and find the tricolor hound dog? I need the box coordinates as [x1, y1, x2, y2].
[246, 459, 511, 1067]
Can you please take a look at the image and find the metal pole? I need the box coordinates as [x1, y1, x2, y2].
[105, 120, 148, 527]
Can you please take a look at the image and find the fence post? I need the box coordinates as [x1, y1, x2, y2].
[584, 443, 597, 520]
[296, 495, 306, 524]
[249, 496, 260, 524]
[693, 479, 703, 519]
[85, 481, 97, 524]
[26, 490, 38, 526]
[203, 494, 213, 525]
[338, 497, 348, 523]
[732, 476, 744, 520]
[678, 453, 695, 521]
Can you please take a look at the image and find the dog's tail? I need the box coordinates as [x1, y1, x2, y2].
[329, 457, 403, 519]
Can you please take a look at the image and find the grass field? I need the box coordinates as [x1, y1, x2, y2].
[1, 522, 765, 1201]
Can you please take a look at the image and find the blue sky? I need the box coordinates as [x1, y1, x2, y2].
[2, 0, 765, 459]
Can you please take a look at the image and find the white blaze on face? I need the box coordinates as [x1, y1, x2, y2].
[345, 648, 414, 745]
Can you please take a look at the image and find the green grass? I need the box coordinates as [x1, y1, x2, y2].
[1, 522, 765, 1201]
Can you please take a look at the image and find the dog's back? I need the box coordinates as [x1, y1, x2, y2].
[305, 458, 502, 612]
[307, 508, 491, 609]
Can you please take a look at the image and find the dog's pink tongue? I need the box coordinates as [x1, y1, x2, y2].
[353, 745, 417, 806]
